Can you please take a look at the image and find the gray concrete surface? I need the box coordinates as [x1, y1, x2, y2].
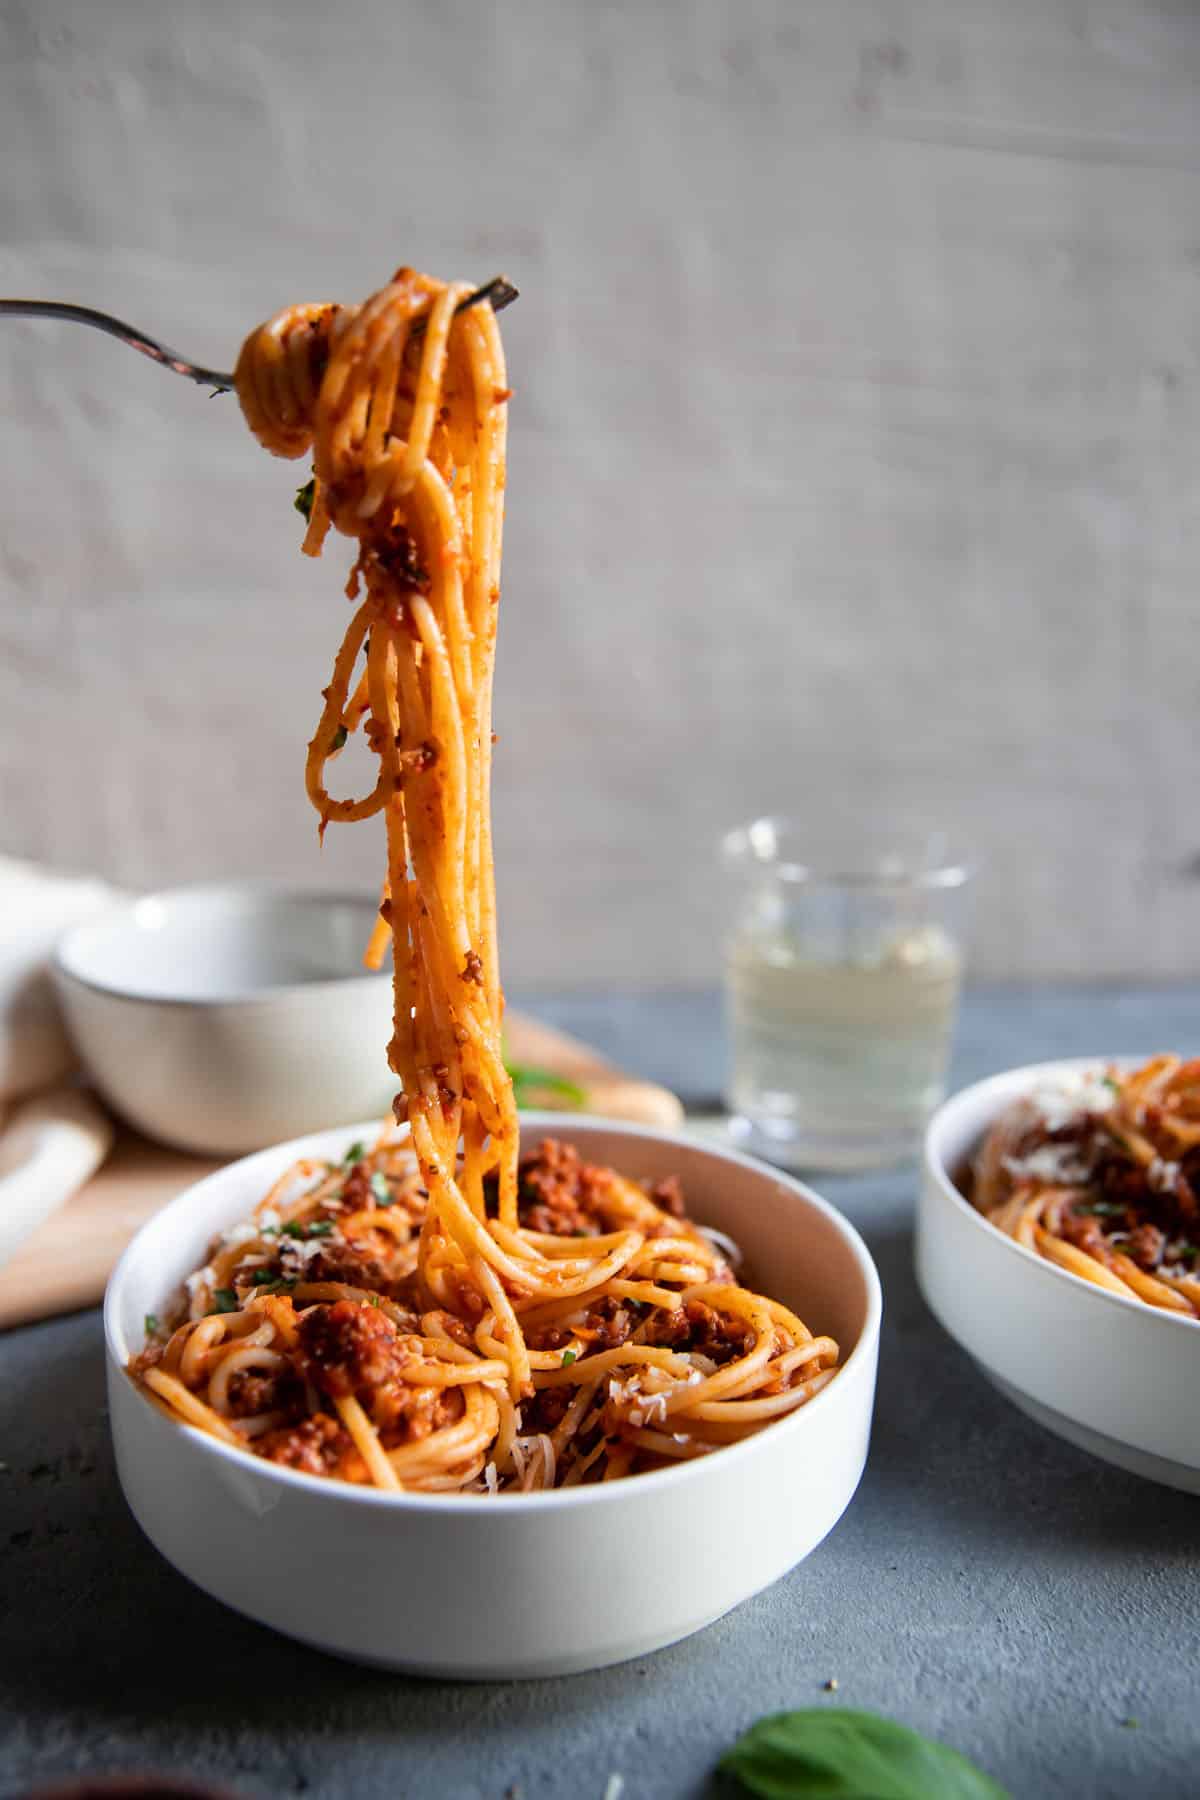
[2, 983, 1198, 1800]
[4, 2, 1200, 986]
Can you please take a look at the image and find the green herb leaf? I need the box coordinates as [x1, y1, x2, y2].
[211, 1289, 239, 1315]
[294, 477, 315, 521]
[561, 1348, 578, 1367]
[331, 725, 348, 752]
[1101, 1074, 1120, 1094]
[281, 1219, 335, 1240]
[369, 1293, 382, 1308]
[255, 1278, 298, 1296]
[369, 1171, 393, 1206]
[1079, 1200, 1127, 1218]
[144, 1312, 160, 1337]
[506, 1062, 587, 1111]
[343, 1141, 367, 1166]
[719, 1709, 1009, 1800]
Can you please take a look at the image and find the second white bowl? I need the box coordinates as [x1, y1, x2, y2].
[918, 1059, 1200, 1493]
[105, 1113, 882, 1677]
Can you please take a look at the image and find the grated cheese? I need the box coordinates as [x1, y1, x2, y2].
[1148, 1157, 1181, 1193]
[221, 1220, 261, 1248]
[1030, 1069, 1113, 1133]
[1003, 1144, 1087, 1185]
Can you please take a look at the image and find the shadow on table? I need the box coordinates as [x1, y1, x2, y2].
[857, 1219, 1199, 1561]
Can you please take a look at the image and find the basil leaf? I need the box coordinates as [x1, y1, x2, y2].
[210, 1289, 239, 1315]
[143, 1313, 159, 1337]
[331, 725, 348, 752]
[506, 1062, 587, 1110]
[561, 1349, 577, 1367]
[294, 477, 315, 521]
[369, 1171, 393, 1206]
[343, 1141, 366, 1165]
[719, 1710, 1009, 1800]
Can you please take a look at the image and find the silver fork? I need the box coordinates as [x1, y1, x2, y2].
[0, 275, 518, 393]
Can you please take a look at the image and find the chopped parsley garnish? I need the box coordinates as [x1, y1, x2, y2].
[561, 1349, 578, 1367]
[253, 1278, 297, 1296]
[1079, 1200, 1127, 1218]
[294, 477, 315, 521]
[331, 725, 348, 752]
[1101, 1074, 1120, 1093]
[246, 1269, 276, 1284]
[211, 1289, 239, 1315]
[369, 1293, 382, 1308]
[282, 1219, 334, 1240]
[144, 1313, 160, 1337]
[343, 1141, 366, 1166]
[369, 1171, 394, 1206]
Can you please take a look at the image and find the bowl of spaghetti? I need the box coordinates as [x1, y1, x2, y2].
[105, 1111, 880, 1677]
[918, 1057, 1200, 1494]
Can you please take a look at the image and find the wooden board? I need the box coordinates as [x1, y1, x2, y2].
[0, 1008, 681, 1331]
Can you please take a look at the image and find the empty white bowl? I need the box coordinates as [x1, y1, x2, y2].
[105, 1113, 882, 1677]
[54, 883, 395, 1156]
[918, 1059, 1200, 1494]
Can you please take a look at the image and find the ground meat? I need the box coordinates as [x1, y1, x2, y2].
[513, 1138, 615, 1237]
[374, 1383, 460, 1444]
[129, 1343, 164, 1378]
[580, 1294, 636, 1350]
[225, 1367, 303, 1420]
[1060, 1210, 1111, 1260]
[257, 1413, 367, 1482]
[296, 1300, 402, 1396]
[336, 1162, 373, 1212]
[424, 1309, 472, 1348]
[301, 1241, 393, 1291]
[646, 1175, 685, 1217]
[644, 1299, 754, 1366]
[1126, 1222, 1166, 1270]
[521, 1385, 571, 1435]
[523, 1320, 573, 1353]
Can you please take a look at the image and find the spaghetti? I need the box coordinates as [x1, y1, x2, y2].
[971, 1055, 1200, 1320]
[129, 266, 841, 1489]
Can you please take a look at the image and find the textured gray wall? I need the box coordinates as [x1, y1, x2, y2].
[1, 0, 1198, 986]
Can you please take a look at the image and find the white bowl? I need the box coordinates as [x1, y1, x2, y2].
[54, 883, 395, 1155]
[104, 1113, 882, 1677]
[918, 1058, 1200, 1494]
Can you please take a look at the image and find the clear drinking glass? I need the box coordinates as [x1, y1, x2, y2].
[721, 817, 972, 1172]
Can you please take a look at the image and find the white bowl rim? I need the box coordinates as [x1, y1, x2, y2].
[55, 879, 391, 1008]
[924, 1054, 1200, 1334]
[105, 1111, 883, 1514]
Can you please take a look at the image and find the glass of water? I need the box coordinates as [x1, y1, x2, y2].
[721, 817, 972, 1172]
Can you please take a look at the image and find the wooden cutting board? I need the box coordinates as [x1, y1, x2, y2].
[0, 1009, 682, 1331]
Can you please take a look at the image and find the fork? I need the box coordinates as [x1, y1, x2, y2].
[0, 275, 518, 393]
